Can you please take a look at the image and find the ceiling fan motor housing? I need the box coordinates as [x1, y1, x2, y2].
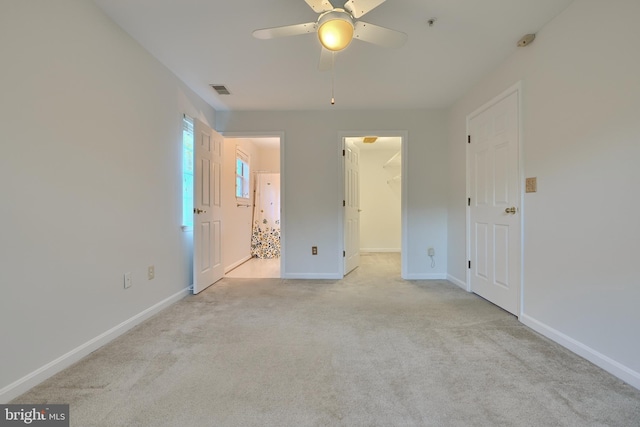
[317, 9, 354, 51]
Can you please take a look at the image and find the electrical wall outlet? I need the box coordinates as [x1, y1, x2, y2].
[312, 246, 318, 255]
[428, 248, 435, 256]
[124, 272, 132, 289]
[148, 265, 155, 280]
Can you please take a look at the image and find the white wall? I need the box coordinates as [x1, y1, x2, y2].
[0, 1, 215, 401]
[255, 144, 281, 173]
[447, 0, 640, 387]
[221, 138, 259, 271]
[360, 148, 402, 252]
[216, 110, 448, 279]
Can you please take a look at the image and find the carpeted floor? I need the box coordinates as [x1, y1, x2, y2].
[12, 253, 640, 426]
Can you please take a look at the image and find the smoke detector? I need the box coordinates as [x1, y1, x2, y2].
[517, 34, 536, 47]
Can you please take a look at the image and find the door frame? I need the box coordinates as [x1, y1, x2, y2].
[220, 131, 285, 277]
[339, 130, 408, 279]
[465, 82, 524, 316]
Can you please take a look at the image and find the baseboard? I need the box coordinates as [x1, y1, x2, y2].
[360, 248, 401, 253]
[282, 273, 342, 280]
[224, 255, 252, 273]
[403, 273, 447, 280]
[0, 287, 190, 403]
[446, 274, 467, 290]
[520, 314, 640, 390]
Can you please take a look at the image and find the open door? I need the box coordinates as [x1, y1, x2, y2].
[193, 119, 224, 294]
[344, 139, 360, 275]
[468, 88, 521, 315]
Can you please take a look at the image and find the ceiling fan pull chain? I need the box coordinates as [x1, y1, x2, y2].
[331, 51, 336, 105]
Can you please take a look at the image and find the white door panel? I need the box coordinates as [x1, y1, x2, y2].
[469, 90, 520, 315]
[193, 119, 224, 294]
[344, 140, 360, 275]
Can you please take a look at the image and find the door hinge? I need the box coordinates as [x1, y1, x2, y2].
[343, 149, 345, 156]
[468, 260, 471, 269]
[343, 200, 346, 207]
[468, 135, 471, 144]
[468, 197, 471, 206]
[343, 251, 346, 257]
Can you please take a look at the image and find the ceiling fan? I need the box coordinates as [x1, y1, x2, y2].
[252, 0, 407, 70]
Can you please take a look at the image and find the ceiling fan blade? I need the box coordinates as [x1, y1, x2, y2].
[353, 21, 407, 48]
[253, 22, 317, 40]
[343, 0, 386, 19]
[304, 0, 334, 13]
[318, 47, 334, 71]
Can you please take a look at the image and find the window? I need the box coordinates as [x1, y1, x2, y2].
[236, 148, 250, 200]
[182, 115, 194, 228]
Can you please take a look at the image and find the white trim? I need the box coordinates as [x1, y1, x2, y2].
[360, 248, 401, 253]
[224, 255, 252, 274]
[517, 84, 526, 316]
[465, 82, 523, 315]
[0, 288, 190, 403]
[446, 274, 467, 290]
[465, 117, 471, 292]
[282, 273, 342, 280]
[404, 273, 447, 280]
[338, 130, 409, 279]
[219, 131, 285, 279]
[520, 314, 640, 390]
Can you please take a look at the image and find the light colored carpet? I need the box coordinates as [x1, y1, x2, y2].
[13, 253, 640, 426]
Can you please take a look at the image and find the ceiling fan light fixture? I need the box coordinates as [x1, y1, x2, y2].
[317, 10, 354, 51]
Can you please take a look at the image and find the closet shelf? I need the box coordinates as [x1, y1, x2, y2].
[387, 174, 401, 184]
[383, 151, 401, 168]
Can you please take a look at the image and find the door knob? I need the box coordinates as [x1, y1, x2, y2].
[194, 208, 205, 214]
[505, 207, 517, 214]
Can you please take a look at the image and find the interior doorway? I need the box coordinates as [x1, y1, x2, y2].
[342, 133, 406, 277]
[221, 134, 283, 279]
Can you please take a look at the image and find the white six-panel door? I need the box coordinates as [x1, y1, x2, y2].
[193, 119, 224, 294]
[468, 89, 521, 315]
[344, 140, 360, 275]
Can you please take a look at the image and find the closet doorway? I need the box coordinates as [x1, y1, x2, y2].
[342, 133, 406, 277]
[221, 134, 283, 279]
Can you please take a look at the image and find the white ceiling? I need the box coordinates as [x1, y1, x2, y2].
[243, 137, 281, 149]
[92, 0, 574, 111]
[348, 136, 401, 151]
[234, 136, 400, 150]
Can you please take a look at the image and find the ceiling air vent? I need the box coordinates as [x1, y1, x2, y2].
[210, 84, 231, 95]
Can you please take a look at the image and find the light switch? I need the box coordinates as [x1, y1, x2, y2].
[526, 177, 537, 193]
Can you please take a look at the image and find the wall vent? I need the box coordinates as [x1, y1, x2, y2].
[210, 84, 231, 95]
